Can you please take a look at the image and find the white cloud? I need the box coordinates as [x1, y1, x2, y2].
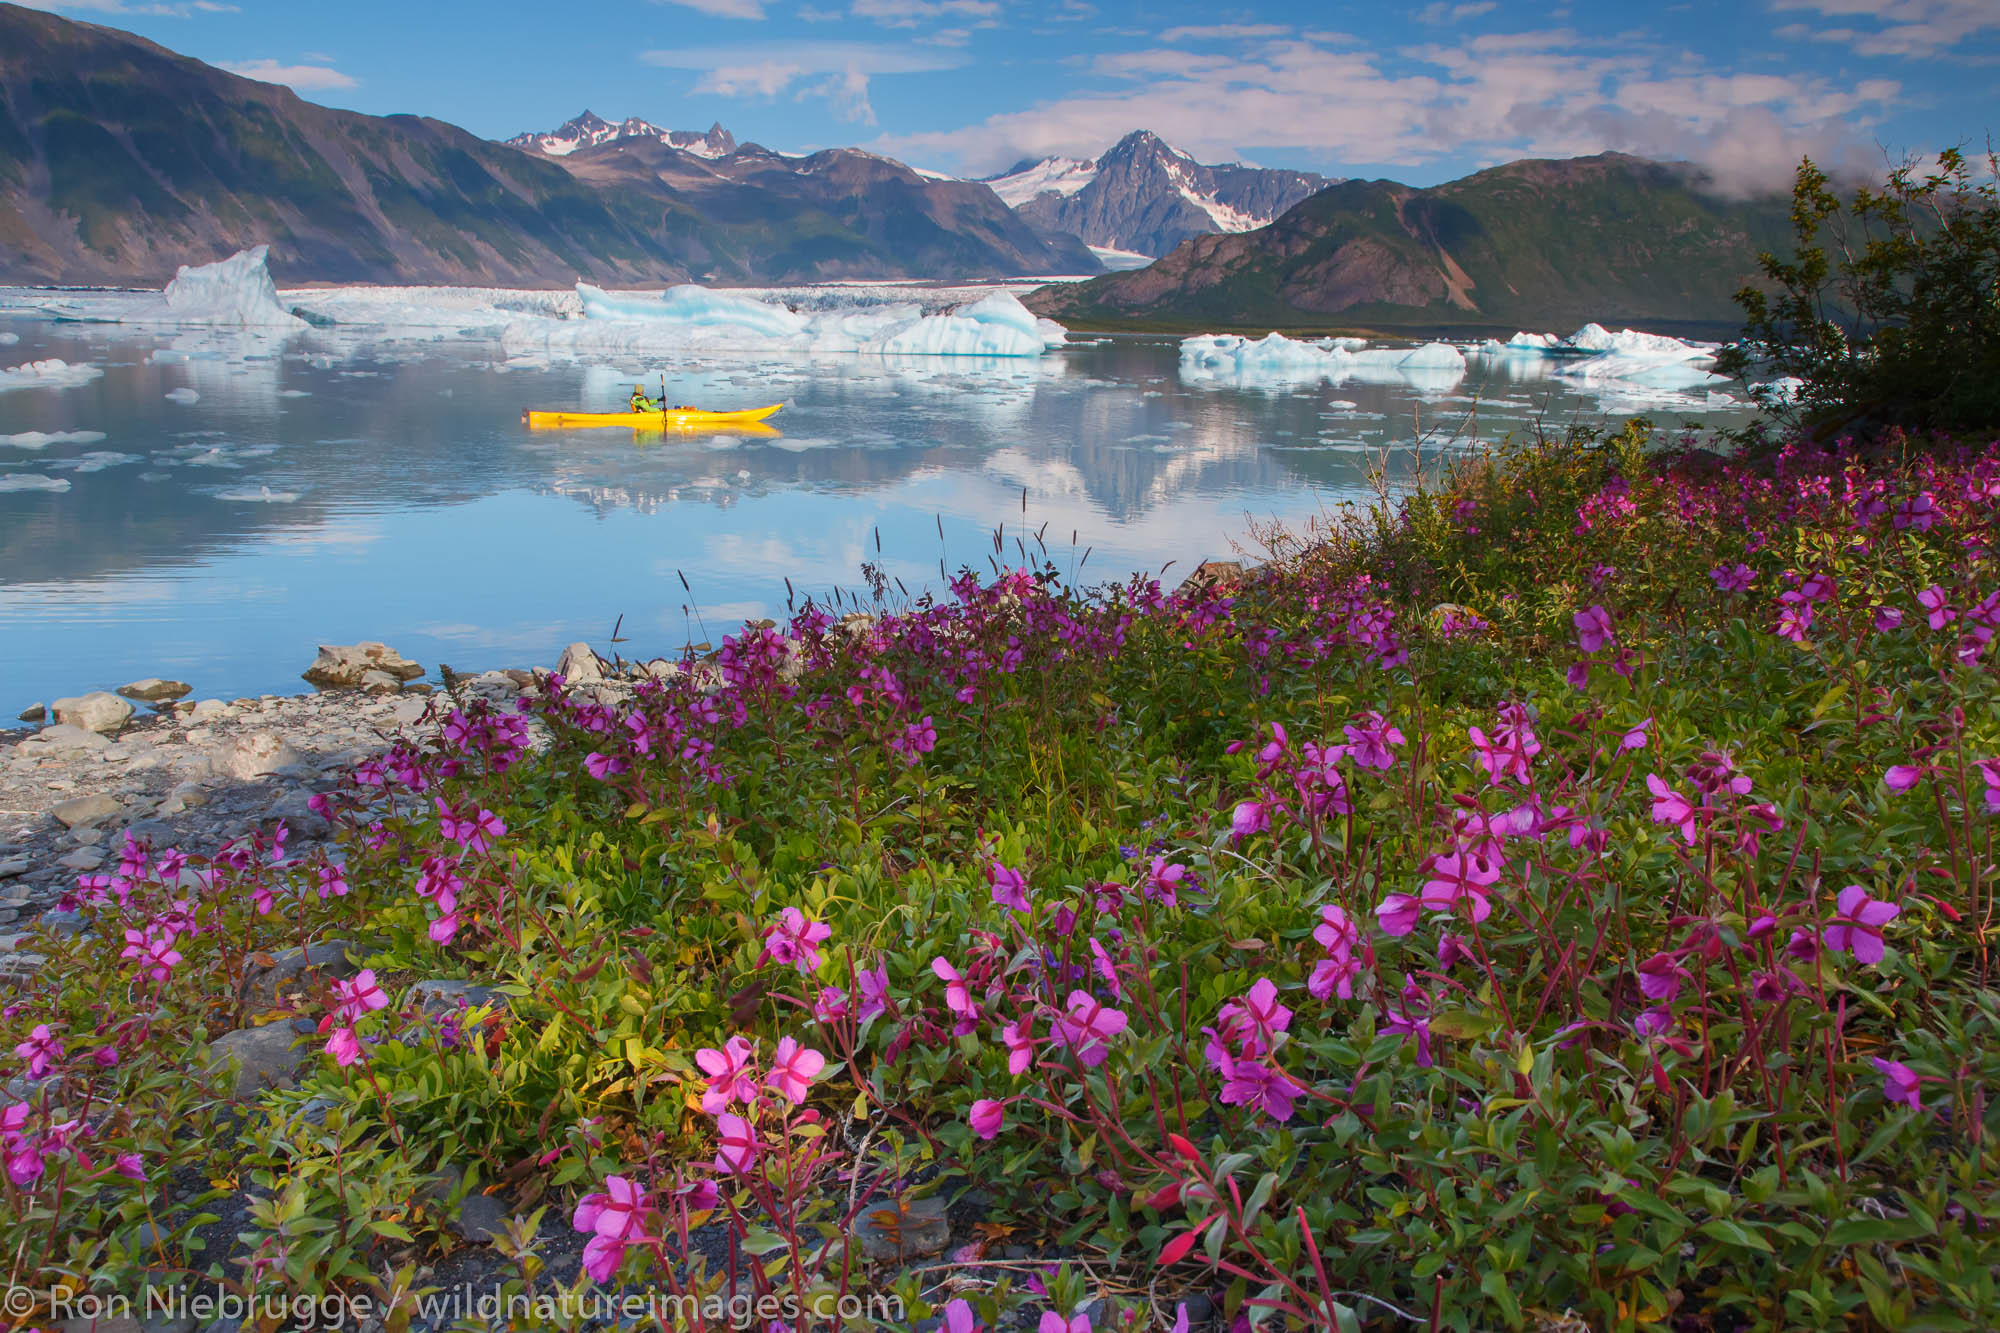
[1416, 2, 1497, 23]
[850, 0, 999, 26]
[644, 40, 961, 123]
[654, 0, 768, 16]
[875, 29, 1903, 192]
[219, 58, 359, 91]
[1772, 0, 2000, 58]
[1157, 23, 1290, 42]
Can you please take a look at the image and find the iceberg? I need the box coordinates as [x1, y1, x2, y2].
[162, 247, 308, 328]
[0, 473, 71, 493]
[0, 430, 106, 448]
[0, 358, 103, 393]
[165, 388, 200, 404]
[0, 331, 17, 344]
[1179, 332, 1467, 390]
[506, 285, 1065, 359]
[1564, 323, 1713, 362]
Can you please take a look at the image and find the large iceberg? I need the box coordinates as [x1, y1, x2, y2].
[0, 358, 103, 393]
[507, 284, 1067, 359]
[162, 246, 306, 327]
[1179, 332, 1467, 390]
[1468, 322, 1730, 407]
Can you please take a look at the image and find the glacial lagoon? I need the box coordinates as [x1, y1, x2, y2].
[0, 279, 1763, 710]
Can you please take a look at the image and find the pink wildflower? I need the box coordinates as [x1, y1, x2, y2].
[1646, 775, 1701, 844]
[989, 863, 1031, 913]
[1573, 605, 1615, 653]
[1375, 893, 1422, 937]
[931, 957, 974, 1015]
[969, 1098, 1005, 1140]
[1002, 1020, 1036, 1074]
[1054, 990, 1127, 1069]
[331, 969, 388, 1024]
[1883, 764, 1922, 792]
[764, 907, 832, 974]
[765, 1036, 825, 1105]
[326, 1027, 363, 1067]
[696, 1036, 760, 1114]
[713, 1113, 758, 1174]
[573, 1175, 656, 1284]
[1824, 885, 1900, 965]
[13, 1025, 62, 1080]
[1873, 1058, 1923, 1111]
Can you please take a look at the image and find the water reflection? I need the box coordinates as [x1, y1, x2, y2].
[0, 312, 1759, 705]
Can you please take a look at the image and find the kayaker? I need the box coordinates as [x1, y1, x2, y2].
[629, 384, 658, 412]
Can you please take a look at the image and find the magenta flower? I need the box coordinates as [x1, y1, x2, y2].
[1892, 492, 1936, 530]
[1002, 1019, 1036, 1074]
[1216, 977, 1292, 1052]
[1775, 600, 1814, 642]
[763, 908, 832, 975]
[1711, 563, 1756, 592]
[1883, 764, 1922, 792]
[316, 864, 349, 900]
[1054, 990, 1127, 1069]
[1229, 800, 1268, 838]
[1619, 718, 1652, 752]
[120, 926, 182, 981]
[696, 1036, 760, 1114]
[1573, 605, 1615, 653]
[1875, 605, 1905, 632]
[765, 1036, 825, 1105]
[1418, 850, 1501, 924]
[1314, 904, 1359, 958]
[573, 1174, 656, 1283]
[1145, 856, 1188, 906]
[1646, 775, 1701, 844]
[1216, 1053, 1303, 1121]
[1308, 954, 1363, 1000]
[989, 863, 1031, 913]
[331, 969, 389, 1024]
[969, 1098, 1005, 1140]
[1039, 1314, 1091, 1333]
[1824, 885, 1900, 965]
[1637, 952, 1687, 1002]
[326, 1027, 363, 1067]
[713, 1113, 758, 1174]
[1873, 1057, 1923, 1111]
[13, 1025, 62, 1080]
[1918, 585, 1955, 630]
[435, 800, 506, 854]
[115, 1153, 146, 1182]
[1342, 710, 1405, 769]
[944, 1300, 985, 1333]
[931, 957, 975, 1015]
[857, 965, 892, 1021]
[1375, 892, 1422, 937]
[813, 986, 848, 1023]
[584, 751, 628, 780]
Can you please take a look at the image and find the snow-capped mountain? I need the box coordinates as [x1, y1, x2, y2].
[987, 130, 1332, 259]
[506, 111, 737, 160]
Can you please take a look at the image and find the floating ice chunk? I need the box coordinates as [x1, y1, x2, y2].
[214, 485, 301, 502]
[1564, 323, 1714, 363]
[0, 430, 107, 448]
[0, 359, 103, 393]
[1179, 332, 1466, 390]
[1556, 356, 1725, 389]
[44, 452, 143, 472]
[0, 473, 70, 492]
[509, 284, 1066, 359]
[165, 387, 200, 404]
[278, 389, 311, 398]
[0, 331, 18, 345]
[1475, 331, 1564, 357]
[1754, 376, 1804, 404]
[162, 247, 308, 328]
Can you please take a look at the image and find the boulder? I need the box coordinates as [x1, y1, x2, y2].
[203, 1023, 309, 1098]
[301, 642, 424, 690]
[208, 731, 305, 780]
[554, 642, 604, 683]
[117, 678, 192, 703]
[30, 724, 111, 753]
[50, 691, 134, 734]
[852, 1195, 951, 1262]
[357, 669, 404, 695]
[51, 795, 122, 830]
[188, 699, 230, 722]
[16, 702, 44, 723]
[240, 939, 360, 1010]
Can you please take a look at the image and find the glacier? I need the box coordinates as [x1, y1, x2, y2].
[0, 359, 103, 393]
[1179, 333, 1467, 391]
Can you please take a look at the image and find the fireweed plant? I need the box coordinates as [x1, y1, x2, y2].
[2, 423, 1998, 1330]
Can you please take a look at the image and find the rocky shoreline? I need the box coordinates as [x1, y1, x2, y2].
[0, 640, 638, 977]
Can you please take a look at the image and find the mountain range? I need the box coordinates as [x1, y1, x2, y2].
[0, 4, 1090, 286]
[504, 111, 737, 160]
[1026, 153, 1796, 333]
[985, 131, 1330, 259]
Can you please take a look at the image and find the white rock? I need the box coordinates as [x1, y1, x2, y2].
[50, 691, 135, 734]
[208, 730, 305, 780]
[556, 641, 605, 683]
[189, 699, 229, 721]
[28, 724, 111, 753]
[302, 642, 424, 690]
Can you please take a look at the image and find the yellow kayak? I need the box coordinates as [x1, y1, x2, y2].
[522, 404, 784, 430]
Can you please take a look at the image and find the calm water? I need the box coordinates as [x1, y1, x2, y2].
[0, 303, 1759, 710]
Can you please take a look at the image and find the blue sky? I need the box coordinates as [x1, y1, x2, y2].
[22, 0, 1999, 189]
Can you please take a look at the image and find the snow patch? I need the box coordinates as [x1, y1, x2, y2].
[0, 359, 103, 393]
[986, 156, 1098, 208]
[0, 430, 106, 449]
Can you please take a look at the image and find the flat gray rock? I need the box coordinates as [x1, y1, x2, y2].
[204, 1023, 310, 1098]
[51, 793, 122, 829]
[51, 691, 135, 734]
